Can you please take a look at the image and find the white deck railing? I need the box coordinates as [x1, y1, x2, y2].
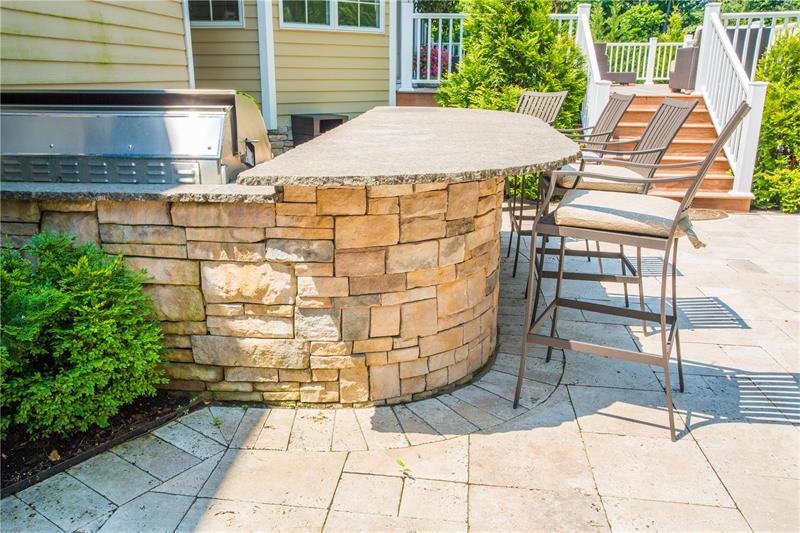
[573, 4, 610, 128]
[550, 13, 578, 38]
[720, 10, 800, 78]
[605, 38, 689, 84]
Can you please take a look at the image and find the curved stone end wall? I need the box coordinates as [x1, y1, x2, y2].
[0, 177, 502, 406]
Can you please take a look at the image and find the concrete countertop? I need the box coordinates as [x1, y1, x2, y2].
[238, 106, 581, 186]
[0, 182, 278, 203]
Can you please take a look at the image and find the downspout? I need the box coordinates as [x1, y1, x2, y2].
[257, 0, 279, 130]
[181, 0, 196, 88]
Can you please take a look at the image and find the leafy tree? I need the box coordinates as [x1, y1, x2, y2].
[659, 9, 686, 42]
[437, 0, 586, 129]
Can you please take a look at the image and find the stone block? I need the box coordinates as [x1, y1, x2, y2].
[426, 367, 448, 390]
[353, 337, 393, 353]
[439, 235, 466, 266]
[419, 327, 463, 357]
[276, 215, 334, 229]
[437, 278, 471, 317]
[161, 321, 207, 335]
[310, 355, 366, 369]
[213, 391, 264, 402]
[407, 264, 456, 289]
[476, 195, 495, 216]
[265, 227, 333, 239]
[41, 211, 99, 244]
[386, 241, 438, 273]
[342, 307, 371, 341]
[448, 359, 469, 383]
[279, 369, 312, 383]
[394, 337, 418, 348]
[144, 285, 205, 321]
[349, 273, 405, 295]
[255, 381, 300, 392]
[368, 197, 399, 215]
[479, 178, 497, 196]
[465, 226, 495, 251]
[339, 367, 369, 403]
[185, 227, 265, 242]
[1, 200, 39, 222]
[300, 381, 339, 402]
[295, 263, 334, 277]
[225, 367, 279, 382]
[439, 309, 473, 331]
[265, 239, 334, 263]
[332, 294, 381, 308]
[368, 184, 414, 197]
[400, 298, 438, 338]
[428, 350, 456, 372]
[39, 200, 96, 212]
[387, 346, 420, 364]
[335, 249, 385, 277]
[369, 364, 400, 400]
[401, 376, 426, 395]
[164, 363, 222, 382]
[335, 215, 399, 249]
[296, 296, 332, 308]
[0, 222, 38, 236]
[312, 369, 339, 381]
[97, 201, 170, 225]
[295, 308, 340, 340]
[207, 381, 254, 392]
[446, 218, 474, 237]
[262, 391, 301, 402]
[317, 187, 366, 215]
[201, 261, 294, 304]
[171, 203, 274, 227]
[310, 341, 352, 356]
[276, 202, 315, 215]
[192, 336, 308, 368]
[282, 186, 316, 202]
[206, 303, 244, 316]
[164, 349, 193, 363]
[474, 210, 495, 230]
[164, 334, 192, 348]
[103, 244, 187, 259]
[446, 182, 479, 220]
[100, 224, 185, 244]
[188, 241, 265, 262]
[399, 359, 428, 379]
[399, 191, 447, 218]
[366, 352, 388, 365]
[207, 315, 293, 338]
[370, 305, 400, 337]
[244, 304, 294, 317]
[414, 182, 448, 192]
[381, 286, 436, 306]
[400, 216, 447, 243]
[297, 276, 349, 297]
[125, 257, 198, 285]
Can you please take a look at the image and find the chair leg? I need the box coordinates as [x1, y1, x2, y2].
[530, 234, 547, 325]
[506, 178, 516, 258]
[671, 240, 685, 393]
[584, 239, 591, 262]
[596, 241, 604, 274]
[620, 245, 630, 308]
[637, 247, 646, 332]
[660, 239, 677, 441]
[514, 228, 544, 410]
[546, 237, 567, 363]
[512, 177, 526, 277]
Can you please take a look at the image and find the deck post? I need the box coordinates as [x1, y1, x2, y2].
[733, 81, 768, 196]
[399, 0, 414, 92]
[575, 3, 590, 45]
[644, 37, 657, 85]
[695, 2, 722, 95]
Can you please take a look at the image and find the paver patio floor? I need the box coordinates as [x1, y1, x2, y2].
[2, 209, 798, 532]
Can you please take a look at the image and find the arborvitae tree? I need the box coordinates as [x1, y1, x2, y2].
[436, 0, 586, 128]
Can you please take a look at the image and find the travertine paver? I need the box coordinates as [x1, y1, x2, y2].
[331, 473, 403, 516]
[111, 433, 200, 481]
[399, 478, 468, 522]
[96, 492, 193, 533]
[67, 452, 159, 505]
[601, 497, 750, 532]
[176, 498, 327, 532]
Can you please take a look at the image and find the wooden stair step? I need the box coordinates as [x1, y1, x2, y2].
[615, 122, 718, 140]
[650, 190, 751, 211]
[622, 107, 711, 124]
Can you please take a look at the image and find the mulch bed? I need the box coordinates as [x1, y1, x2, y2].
[1, 390, 197, 495]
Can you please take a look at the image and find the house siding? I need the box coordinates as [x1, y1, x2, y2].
[0, 0, 190, 89]
[192, 0, 262, 105]
[272, 1, 390, 128]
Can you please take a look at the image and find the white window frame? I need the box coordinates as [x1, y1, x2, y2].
[278, 0, 384, 34]
[189, 0, 246, 28]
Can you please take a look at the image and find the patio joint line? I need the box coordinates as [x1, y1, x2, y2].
[320, 450, 349, 532]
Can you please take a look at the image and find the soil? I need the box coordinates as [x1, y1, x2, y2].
[1, 390, 195, 490]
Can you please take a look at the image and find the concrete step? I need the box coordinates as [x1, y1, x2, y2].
[650, 189, 751, 211]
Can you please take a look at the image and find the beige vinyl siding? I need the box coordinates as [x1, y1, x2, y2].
[272, 1, 389, 128]
[192, 0, 262, 105]
[0, 0, 190, 89]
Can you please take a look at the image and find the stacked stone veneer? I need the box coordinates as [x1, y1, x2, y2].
[268, 126, 294, 156]
[0, 177, 502, 406]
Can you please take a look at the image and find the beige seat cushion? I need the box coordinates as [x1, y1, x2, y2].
[553, 190, 704, 248]
[558, 163, 646, 193]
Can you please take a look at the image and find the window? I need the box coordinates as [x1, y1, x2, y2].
[189, 0, 244, 27]
[280, 0, 382, 32]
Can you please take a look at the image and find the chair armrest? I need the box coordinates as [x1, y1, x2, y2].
[581, 157, 705, 170]
[552, 169, 697, 187]
[587, 146, 666, 157]
[558, 126, 593, 133]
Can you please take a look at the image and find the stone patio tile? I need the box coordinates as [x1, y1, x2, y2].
[345, 436, 468, 482]
[112, 434, 201, 481]
[153, 420, 226, 459]
[354, 406, 409, 450]
[392, 405, 443, 446]
[582, 433, 733, 507]
[198, 449, 346, 508]
[254, 408, 295, 450]
[437, 394, 505, 430]
[97, 492, 193, 533]
[450, 384, 523, 421]
[177, 407, 227, 445]
[0, 496, 61, 533]
[229, 407, 270, 449]
[602, 496, 749, 532]
[152, 452, 223, 496]
[697, 285, 796, 322]
[68, 451, 160, 505]
[473, 369, 554, 409]
[208, 405, 246, 443]
[562, 350, 662, 391]
[331, 409, 368, 451]
[288, 409, 335, 451]
[399, 478, 467, 522]
[720, 473, 800, 532]
[176, 497, 327, 532]
[468, 485, 608, 532]
[492, 352, 564, 385]
[331, 473, 403, 516]
[323, 510, 466, 533]
[405, 398, 478, 438]
[569, 385, 683, 438]
[17, 473, 116, 532]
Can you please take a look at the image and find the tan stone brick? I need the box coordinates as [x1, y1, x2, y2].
[349, 273, 405, 295]
[207, 381, 254, 392]
[213, 391, 264, 401]
[381, 286, 436, 306]
[407, 264, 456, 289]
[399, 359, 428, 379]
[171, 203, 274, 227]
[145, 285, 205, 321]
[386, 241, 438, 273]
[192, 336, 308, 368]
[401, 376, 426, 395]
[353, 337, 394, 353]
[370, 305, 400, 337]
[255, 381, 300, 392]
[312, 369, 339, 381]
[277, 203, 320, 218]
[100, 224, 185, 244]
[188, 241, 265, 262]
[474, 210, 495, 230]
[368, 197, 399, 215]
[400, 298, 438, 338]
[164, 335, 192, 348]
[40, 200, 95, 212]
[41, 212, 99, 244]
[310, 341, 352, 355]
[428, 350, 456, 372]
[340, 367, 368, 402]
[332, 295, 381, 308]
[445, 218, 474, 237]
[207, 315, 293, 338]
[244, 304, 294, 317]
[366, 352, 388, 365]
[295, 296, 331, 310]
[449, 359, 469, 383]
[295, 263, 334, 277]
[387, 346, 419, 363]
[414, 182, 448, 192]
[454, 345, 469, 362]
[297, 276, 349, 297]
[161, 321, 207, 335]
[185, 227, 265, 242]
[1, 222, 38, 236]
[335, 249, 385, 277]
[457, 254, 490, 278]
[279, 368, 312, 383]
[125, 257, 198, 285]
[317, 187, 366, 215]
[368, 184, 414, 197]
[97, 201, 169, 225]
[1, 201, 39, 222]
[370, 364, 400, 400]
[477, 195, 495, 216]
[399, 191, 447, 218]
[393, 337, 419, 348]
[437, 278, 470, 317]
[335, 215, 399, 249]
[103, 244, 187, 259]
[439, 309, 474, 331]
[295, 308, 340, 340]
[201, 261, 293, 304]
[282, 186, 316, 202]
[342, 307, 370, 341]
[468, 343, 483, 372]
[465, 225, 495, 251]
[426, 367, 449, 390]
[164, 363, 222, 382]
[164, 349, 193, 363]
[262, 391, 301, 401]
[439, 235, 466, 266]
[419, 326, 463, 357]
[479, 178, 497, 196]
[277, 215, 334, 228]
[266, 239, 333, 263]
[265, 227, 333, 240]
[225, 367, 279, 382]
[310, 355, 365, 369]
[300, 381, 339, 402]
[400, 216, 446, 243]
[446, 181, 479, 220]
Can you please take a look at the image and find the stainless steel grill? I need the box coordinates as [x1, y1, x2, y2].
[0, 90, 271, 185]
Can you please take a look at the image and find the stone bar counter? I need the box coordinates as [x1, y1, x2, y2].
[1, 107, 579, 406]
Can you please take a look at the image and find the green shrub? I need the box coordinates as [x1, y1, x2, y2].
[436, 0, 586, 129]
[1, 232, 167, 439]
[753, 32, 800, 213]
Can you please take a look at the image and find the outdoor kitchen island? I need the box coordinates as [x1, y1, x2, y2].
[1, 106, 579, 406]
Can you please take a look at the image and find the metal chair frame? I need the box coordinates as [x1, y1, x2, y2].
[513, 102, 752, 441]
[514, 90, 569, 125]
